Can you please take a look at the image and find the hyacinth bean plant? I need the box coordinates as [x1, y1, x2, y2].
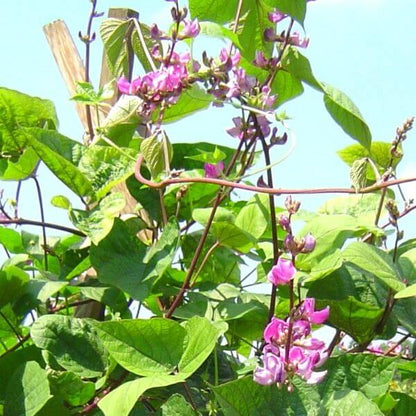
[1, 0, 416, 414]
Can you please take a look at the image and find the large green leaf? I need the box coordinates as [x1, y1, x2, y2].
[273, 0, 307, 25]
[96, 318, 187, 376]
[212, 375, 321, 416]
[0, 345, 44, 401]
[100, 18, 158, 76]
[281, 47, 322, 91]
[21, 128, 93, 198]
[90, 218, 157, 300]
[159, 394, 195, 416]
[0, 87, 57, 155]
[235, 194, 268, 239]
[296, 214, 382, 270]
[272, 70, 304, 105]
[238, 0, 274, 60]
[30, 315, 108, 378]
[48, 371, 95, 407]
[69, 192, 126, 244]
[96, 316, 226, 377]
[325, 389, 383, 416]
[78, 145, 137, 200]
[343, 242, 405, 293]
[323, 84, 372, 149]
[319, 296, 383, 344]
[0, 266, 30, 308]
[319, 354, 396, 400]
[0, 147, 39, 180]
[189, 0, 239, 24]
[4, 361, 51, 416]
[98, 374, 185, 416]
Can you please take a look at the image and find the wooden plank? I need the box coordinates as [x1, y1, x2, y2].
[43, 20, 89, 130]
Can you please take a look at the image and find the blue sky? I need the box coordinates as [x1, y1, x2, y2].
[0, 0, 415, 237]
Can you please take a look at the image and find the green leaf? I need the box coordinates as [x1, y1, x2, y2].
[238, 0, 274, 60]
[96, 316, 225, 378]
[320, 296, 383, 344]
[159, 394, 195, 416]
[338, 141, 399, 181]
[30, 315, 108, 378]
[350, 158, 369, 191]
[162, 84, 213, 124]
[273, 0, 307, 25]
[98, 374, 185, 416]
[144, 218, 179, 278]
[21, 128, 93, 198]
[140, 135, 166, 178]
[71, 81, 114, 105]
[69, 192, 126, 244]
[235, 194, 268, 239]
[192, 207, 236, 225]
[212, 375, 321, 416]
[296, 214, 382, 270]
[0, 87, 57, 155]
[272, 70, 304, 105]
[0, 147, 39, 180]
[78, 145, 136, 200]
[90, 218, 157, 300]
[199, 21, 242, 48]
[0, 345, 44, 401]
[281, 47, 322, 91]
[211, 222, 256, 253]
[395, 283, 416, 299]
[100, 18, 155, 77]
[4, 361, 51, 416]
[0, 228, 25, 253]
[0, 266, 29, 307]
[391, 392, 416, 415]
[319, 354, 397, 400]
[97, 318, 186, 376]
[101, 95, 142, 146]
[322, 83, 372, 149]
[343, 242, 405, 293]
[178, 317, 227, 376]
[48, 371, 95, 406]
[325, 389, 384, 416]
[189, 0, 239, 24]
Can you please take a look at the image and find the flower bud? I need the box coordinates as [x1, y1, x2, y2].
[278, 214, 290, 231]
[300, 233, 316, 254]
[285, 195, 301, 214]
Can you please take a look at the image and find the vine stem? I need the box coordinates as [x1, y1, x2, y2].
[32, 175, 48, 271]
[0, 311, 23, 342]
[135, 155, 416, 196]
[257, 126, 280, 323]
[165, 191, 223, 318]
[82, 0, 99, 141]
[0, 218, 85, 236]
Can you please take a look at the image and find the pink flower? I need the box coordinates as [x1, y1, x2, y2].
[268, 9, 287, 24]
[264, 318, 288, 345]
[253, 50, 269, 68]
[268, 258, 296, 285]
[204, 161, 224, 178]
[253, 350, 286, 386]
[300, 298, 330, 325]
[300, 233, 316, 253]
[180, 18, 200, 38]
[290, 32, 310, 48]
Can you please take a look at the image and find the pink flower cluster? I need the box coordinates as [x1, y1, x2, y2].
[117, 50, 191, 117]
[254, 298, 330, 387]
